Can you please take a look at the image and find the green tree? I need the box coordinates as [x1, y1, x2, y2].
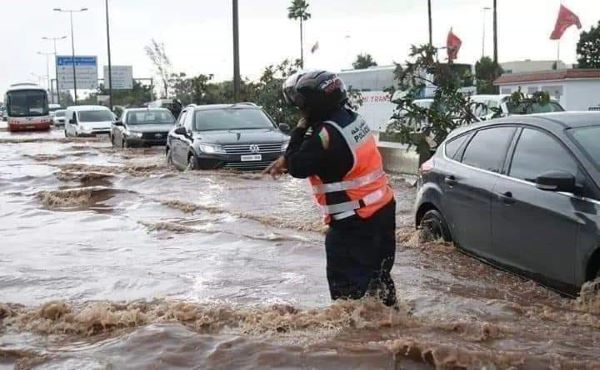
[170, 73, 215, 105]
[287, 0, 311, 68]
[99, 81, 154, 108]
[254, 59, 303, 125]
[475, 56, 503, 94]
[387, 44, 481, 163]
[352, 53, 378, 70]
[577, 21, 600, 68]
[145, 39, 172, 98]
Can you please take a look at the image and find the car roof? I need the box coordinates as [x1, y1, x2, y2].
[190, 103, 259, 111]
[124, 107, 171, 112]
[448, 112, 600, 139]
[66, 105, 111, 111]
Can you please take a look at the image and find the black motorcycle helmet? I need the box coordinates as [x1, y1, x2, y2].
[282, 70, 348, 116]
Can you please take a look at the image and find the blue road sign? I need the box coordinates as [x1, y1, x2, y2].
[56, 56, 97, 67]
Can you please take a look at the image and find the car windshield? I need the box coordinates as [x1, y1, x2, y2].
[6, 90, 48, 117]
[193, 108, 274, 131]
[126, 110, 175, 124]
[507, 101, 564, 115]
[55, 110, 65, 117]
[78, 110, 115, 122]
[570, 126, 600, 167]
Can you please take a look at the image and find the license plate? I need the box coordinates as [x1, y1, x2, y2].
[241, 154, 262, 162]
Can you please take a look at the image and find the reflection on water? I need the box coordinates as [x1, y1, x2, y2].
[0, 130, 599, 369]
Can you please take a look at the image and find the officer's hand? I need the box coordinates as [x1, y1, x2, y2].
[297, 117, 309, 129]
[262, 156, 287, 179]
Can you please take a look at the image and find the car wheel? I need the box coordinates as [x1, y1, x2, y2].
[166, 148, 173, 165]
[122, 137, 128, 149]
[186, 153, 199, 171]
[419, 209, 452, 243]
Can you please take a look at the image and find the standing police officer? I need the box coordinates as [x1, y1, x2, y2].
[264, 70, 397, 307]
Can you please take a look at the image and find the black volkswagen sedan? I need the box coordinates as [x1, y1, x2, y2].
[111, 108, 175, 148]
[166, 103, 290, 171]
[415, 112, 600, 295]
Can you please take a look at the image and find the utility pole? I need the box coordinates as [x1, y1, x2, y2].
[105, 0, 113, 111]
[482, 7, 491, 59]
[232, 0, 241, 102]
[53, 8, 88, 104]
[428, 0, 433, 46]
[37, 51, 53, 99]
[493, 0, 498, 65]
[42, 36, 67, 105]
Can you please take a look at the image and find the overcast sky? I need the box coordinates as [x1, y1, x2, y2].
[1, 0, 598, 97]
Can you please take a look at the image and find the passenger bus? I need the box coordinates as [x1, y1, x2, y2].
[4, 83, 51, 132]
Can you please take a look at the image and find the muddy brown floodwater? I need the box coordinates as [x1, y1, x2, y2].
[0, 127, 599, 370]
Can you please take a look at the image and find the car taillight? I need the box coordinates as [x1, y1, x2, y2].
[419, 158, 435, 175]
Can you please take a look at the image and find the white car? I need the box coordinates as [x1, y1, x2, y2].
[51, 109, 66, 126]
[64, 105, 115, 137]
[470, 94, 565, 120]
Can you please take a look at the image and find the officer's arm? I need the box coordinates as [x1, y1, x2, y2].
[284, 127, 329, 179]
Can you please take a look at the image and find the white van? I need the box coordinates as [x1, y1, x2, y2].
[64, 105, 115, 137]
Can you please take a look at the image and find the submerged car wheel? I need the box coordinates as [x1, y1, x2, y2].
[166, 148, 173, 165]
[186, 154, 199, 171]
[419, 209, 452, 243]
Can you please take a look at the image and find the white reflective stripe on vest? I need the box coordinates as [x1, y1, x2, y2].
[319, 188, 387, 215]
[332, 211, 356, 221]
[312, 168, 386, 194]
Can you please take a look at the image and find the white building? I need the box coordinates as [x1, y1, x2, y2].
[494, 69, 600, 111]
[500, 60, 568, 74]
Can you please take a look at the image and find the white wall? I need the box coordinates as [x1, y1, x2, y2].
[353, 91, 396, 132]
[563, 80, 600, 111]
[498, 80, 600, 111]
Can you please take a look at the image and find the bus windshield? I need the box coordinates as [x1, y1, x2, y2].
[6, 90, 48, 117]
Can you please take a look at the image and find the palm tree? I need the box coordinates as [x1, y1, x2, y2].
[288, 0, 311, 68]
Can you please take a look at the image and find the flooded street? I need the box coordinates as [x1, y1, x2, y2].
[1, 127, 599, 369]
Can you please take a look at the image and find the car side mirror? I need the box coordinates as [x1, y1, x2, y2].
[174, 126, 188, 136]
[114, 121, 124, 126]
[278, 123, 291, 133]
[535, 171, 577, 193]
[69, 118, 76, 124]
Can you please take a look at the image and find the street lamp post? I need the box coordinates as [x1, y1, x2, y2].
[482, 7, 491, 59]
[105, 0, 113, 111]
[232, 0, 241, 102]
[37, 51, 53, 100]
[42, 36, 67, 105]
[53, 7, 88, 104]
[428, 0, 433, 46]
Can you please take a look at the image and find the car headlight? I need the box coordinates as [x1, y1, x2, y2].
[281, 140, 290, 151]
[199, 143, 226, 154]
[128, 131, 143, 138]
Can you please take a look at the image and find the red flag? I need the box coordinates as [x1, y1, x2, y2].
[446, 29, 462, 61]
[550, 4, 582, 40]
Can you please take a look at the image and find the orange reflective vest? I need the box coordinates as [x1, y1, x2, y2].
[309, 116, 394, 224]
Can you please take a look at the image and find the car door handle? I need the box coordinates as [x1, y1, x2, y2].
[444, 175, 457, 186]
[497, 191, 515, 205]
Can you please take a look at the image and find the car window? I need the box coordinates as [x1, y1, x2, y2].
[509, 128, 578, 182]
[570, 126, 600, 170]
[78, 110, 114, 122]
[445, 134, 469, 159]
[126, 110, 175, 124]
[461, 127, 515, 173]
[193, 108, 274, 131]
